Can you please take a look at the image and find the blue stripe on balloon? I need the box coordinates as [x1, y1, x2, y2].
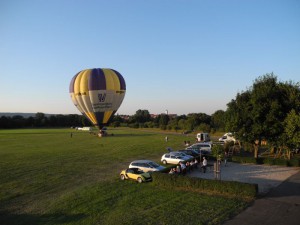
[94, 112, 105, 128]
[69, 72, 79, 93]
[112, 69, 126, 90]
[109, 110, 117, 124]
[89, 68, 106, 90]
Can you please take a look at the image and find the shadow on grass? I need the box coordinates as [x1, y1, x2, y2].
[0, 211, 87, 225]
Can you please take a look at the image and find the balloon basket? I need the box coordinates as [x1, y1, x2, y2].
[98, 130, 108, 137]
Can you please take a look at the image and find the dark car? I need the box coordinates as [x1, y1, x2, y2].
[178, 149, 199, 158]
[179, 149, 209, 161]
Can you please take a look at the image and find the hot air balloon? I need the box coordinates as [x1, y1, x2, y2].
[69, 68, 126, 134]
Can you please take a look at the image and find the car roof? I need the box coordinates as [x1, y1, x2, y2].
[192, 143, 211, 146]
[130, 160, 154, 163]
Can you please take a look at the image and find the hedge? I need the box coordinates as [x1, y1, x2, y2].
[151, 173, 258, 200]
[232, 156, 300, 167]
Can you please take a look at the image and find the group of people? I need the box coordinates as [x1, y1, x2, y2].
[169, 157, 208, 175]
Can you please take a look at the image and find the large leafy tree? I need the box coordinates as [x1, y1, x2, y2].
[211, 110, 226, 132]
[225, 73, 300, 157]
[131, 109, 151, 123]
[184, 113, 211, 131]
[284, 109, 300, 150]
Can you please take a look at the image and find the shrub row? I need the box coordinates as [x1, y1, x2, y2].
[151, 173, 257, 200]
[231, 156, 300, 167]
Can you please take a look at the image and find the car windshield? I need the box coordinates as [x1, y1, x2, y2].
[172, 152, 183, 157]
[129, 168, 144, 174]
[148, 162, 160, 168]
[194, 149, 208, 154]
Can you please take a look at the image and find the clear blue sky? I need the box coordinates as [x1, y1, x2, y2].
[1, 0, 299, 116]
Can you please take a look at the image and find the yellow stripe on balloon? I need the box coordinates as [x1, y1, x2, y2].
[103, 111, 114, 123]
[111, 71, 121, 91]
[74, 70, 97, 125]
[86, 111, 97, 125]
[74, 71, 83, 95]
[103, 69, 120, 91]
[102, 69, 119, 123]
[79, 69, 90, 96]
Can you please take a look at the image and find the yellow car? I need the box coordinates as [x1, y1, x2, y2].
[120, 168, 152, 183]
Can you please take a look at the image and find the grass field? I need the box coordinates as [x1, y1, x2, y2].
[0, 128, 250, 225]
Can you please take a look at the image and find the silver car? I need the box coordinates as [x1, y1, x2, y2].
[161, 153, 186, 165]
[129, 160, 166, 172]
[171, 151, 194, 160]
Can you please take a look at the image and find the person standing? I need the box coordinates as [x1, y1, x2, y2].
[165, 136, 169, 142]
[202, 157, 208, 173]
[176, 163, 181, 173]
[224, 152, 228, 167]
[180, 161, 186, 175]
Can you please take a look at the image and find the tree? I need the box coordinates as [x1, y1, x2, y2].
[0, 116, 11, 128]
[34, 112, 47, 127]
[211, 110, 226, 132]
[159, 114, 169, 130]
[225, 90, 253, 141]
[167, 118, 179, 131]
[284, 109, 300, 159]
[225, 73, 300, 158]
[131, 109, 151, 124]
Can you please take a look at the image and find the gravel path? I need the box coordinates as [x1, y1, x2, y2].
[188, 161, 300, 195]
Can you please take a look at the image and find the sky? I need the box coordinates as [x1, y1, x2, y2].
[0, 0, 299, 116]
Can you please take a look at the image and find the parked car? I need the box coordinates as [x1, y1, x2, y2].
[171, 151, 194, 160]
[120, 168, 152, 183]
[186, 142, 212, 153]
[178, 149, 199, 158]
[129, 160, 166, 172]
[192, 149, 210, 160]
[161, 153, 186, 165]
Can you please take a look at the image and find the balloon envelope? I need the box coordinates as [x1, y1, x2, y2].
[69, 68, 126, 129]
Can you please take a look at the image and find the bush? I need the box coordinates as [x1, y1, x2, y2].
[224, 141, 235, 152]
[151, 173, 257, 200]
[231, 156, 300, 167]
[212, 144, 224, 158]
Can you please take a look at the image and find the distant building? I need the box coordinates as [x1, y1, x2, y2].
[119, 115, 130, 121]
[150, 113, 177, 119]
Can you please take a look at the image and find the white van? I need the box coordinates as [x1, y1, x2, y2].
[196, 133, 211, 142]
[219, 132, 236, 143]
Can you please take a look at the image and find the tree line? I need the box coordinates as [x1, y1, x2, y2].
[0, 113, 90, 129]
[1, 73, 299, 155]
[0, 110, 220, 132]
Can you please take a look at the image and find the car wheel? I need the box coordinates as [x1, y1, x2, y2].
[120, 174, 125, 180]
[137, 177, 143, 183]
[162, 160, 167, 165]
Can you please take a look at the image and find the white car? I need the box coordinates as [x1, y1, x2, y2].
[129, 160, 166, 172]
[161, 153, 186, 165]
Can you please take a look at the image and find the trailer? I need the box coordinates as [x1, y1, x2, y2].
[196, 133, 211, 142]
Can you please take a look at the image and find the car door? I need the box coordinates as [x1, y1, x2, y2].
[141, 163, 151, 172]
[170, 155, 179, 164]
[126, 169, 138, 180]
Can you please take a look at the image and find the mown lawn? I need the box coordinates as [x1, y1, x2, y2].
[0, 128, 250, 225]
